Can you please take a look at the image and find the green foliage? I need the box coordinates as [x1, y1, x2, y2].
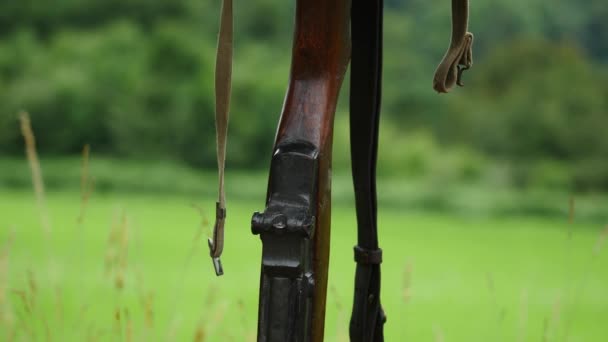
[469, 41, 608, 159]
[0, 0, 607, 190]
[2, 156, 607, 222]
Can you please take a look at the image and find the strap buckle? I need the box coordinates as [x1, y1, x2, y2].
[208, 249, 224, 276]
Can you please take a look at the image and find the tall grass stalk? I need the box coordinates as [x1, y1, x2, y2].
[516, 289, 528, 342]
[563, 224, 608, 341]
[402, 262, 413, 303]
[19, 111, 52, 235]
[77, 144, 93, 224]
[330, 285, 348, 342]
[0, 232, 15, 341]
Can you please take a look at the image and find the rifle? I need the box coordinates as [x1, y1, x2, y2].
[208, 0, 473, 340]
[250, 0, 350, 340]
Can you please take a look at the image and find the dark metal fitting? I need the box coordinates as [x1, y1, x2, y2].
[207, 238, 224, 276]
[211, 256, 224, 276]
[252, 210, 315, 238]
[305, 273, 315, 298]
[379, 308, 387, 324]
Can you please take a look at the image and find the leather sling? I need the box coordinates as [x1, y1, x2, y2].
[208, 0, 232, 276]
[348, 0, 472, 340]
[349, 0, 386, 340]
[209, 3, 473, 340]
[434, 0, 474, 93]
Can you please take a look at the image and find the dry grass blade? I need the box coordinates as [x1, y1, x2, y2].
[134, 272, 155, 332]
[113, 306, 121, 338]
[11, 288, 36, 339]
[54, 286, 64, 327]
[203, 301, 229, 339]
[236, 299, 255, 342]
[568, 197, 575, 224]
[329, 285, 343, 312]
[0, 232, 16, 336]
[43, 313, 52, 342]
[190, 204, 210, 245]
[105, 212, 130, 291]
[86, 323, 98, 342]
[550, 296, 562, 340]
[124, 308, 133, 342]
[166, 317, 182, 342]
[593, 225, 608, 256]
[236, 299, 248, 332]
[167, 204, 211, 328]
[329, 285, 347, 342]
[542, 317, 549, 342]
[193, 320, 206, 342]
[568, 196, 575, 238]
[563, 224, 608, 341]
[434, 324, 445, 342]
[78, 144, 94, 224]
[26, 270, 37, 312]
[485, 271, 506, 340]
[516, 289, 528, 342]
[19, 111, 52, 234]
[402, 262, 413, 302]
[485, 272, 499, 314]
[11, 290, 30, 315]
[542, 294, 562, 342]
[141, 291, 155, 329]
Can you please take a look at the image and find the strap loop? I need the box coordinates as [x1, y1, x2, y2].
[433, 0, 474, 93]
[354, 246, 383, 265]
[215, 202, 227, 220]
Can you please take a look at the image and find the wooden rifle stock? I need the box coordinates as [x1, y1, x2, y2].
[251, 0, 351, 340]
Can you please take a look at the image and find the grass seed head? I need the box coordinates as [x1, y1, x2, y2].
[193, 322, 206, 342]
[105, 212, 130, 290]
[19, 111, 52, 235]
[142, 292, 155, 328]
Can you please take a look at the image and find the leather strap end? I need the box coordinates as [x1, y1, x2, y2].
[433, 33, 474, 93]
[208, 202, 227, 276]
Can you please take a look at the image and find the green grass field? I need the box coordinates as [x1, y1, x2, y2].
[1, 187, 607, 341]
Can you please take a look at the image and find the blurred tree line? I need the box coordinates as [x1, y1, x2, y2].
[0, 0, 606, 191]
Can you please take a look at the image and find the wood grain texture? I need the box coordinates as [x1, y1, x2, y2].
[273, 0, 351, 340]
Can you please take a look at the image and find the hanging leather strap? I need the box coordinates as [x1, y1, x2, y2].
[433, 0, 474, 93]
[349, 0, 386, 341]
[208, 0, 233, 276]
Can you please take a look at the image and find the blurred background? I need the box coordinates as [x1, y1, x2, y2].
[0, 0, 607, 216]
[0, 0, 607, 341]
